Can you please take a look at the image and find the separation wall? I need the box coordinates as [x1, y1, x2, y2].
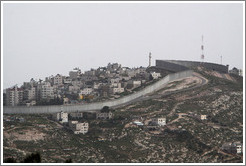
[157, 60, 228, 73]
[156, 60, 189, 72]
[3, 70, 193, 114]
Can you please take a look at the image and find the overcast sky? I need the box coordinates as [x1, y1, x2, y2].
[2, 2, 244, 89]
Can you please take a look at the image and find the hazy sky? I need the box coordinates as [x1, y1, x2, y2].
[3, 2, 244, 88]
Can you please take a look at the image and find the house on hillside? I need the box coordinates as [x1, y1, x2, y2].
[69, 121, 89, 134]
[151, 118, 166, 126]
[69, 111, 83, 119]
[96, 106, 113, 119]
[53, 111, 68, 123]
[221, 142, 243, 154]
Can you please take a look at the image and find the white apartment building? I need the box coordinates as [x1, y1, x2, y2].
[40, 82, 54, 100]
[6, 86, 23, 106]
[69, 121, 89, 134]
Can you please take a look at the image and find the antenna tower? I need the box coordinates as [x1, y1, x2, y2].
[201, 35, 204, 63]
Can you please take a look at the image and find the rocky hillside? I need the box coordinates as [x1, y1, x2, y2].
[3, 68, 243, 163]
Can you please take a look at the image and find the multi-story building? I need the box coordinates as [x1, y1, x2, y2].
[53, 111, 68, 123]
[93, 82, 102, 90]
[99, 85, 111, 98]
[80, 88, 93, 95]
[71, 80, 83, 87]
[53, 74, 63, 85]
[6, 86, 23, 106]
[107, 63, 121, 71]
[84, 69, 96, 76]
[69, 68, 81, 80]
[69, 121, 89, 134]
[64, 77, 72, 84]
[38, 82, 54, 100]
[68, 85, 80, 94]
[23, 87, 36, 101]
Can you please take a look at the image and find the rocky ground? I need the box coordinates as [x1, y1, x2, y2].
[3, 68, 243, 163]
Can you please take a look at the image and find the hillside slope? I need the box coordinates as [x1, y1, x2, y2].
[3, 69, 243, 163]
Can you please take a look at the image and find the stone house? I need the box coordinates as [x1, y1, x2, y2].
[221, 142, 243, 154]
[53, 111, 68, 123]
[150, 72, 161, 79]
[69, 121, 89, 134]
[96, 110, 113, 120]
[69, 111, 83, 119]
[152, 118, 166, 126]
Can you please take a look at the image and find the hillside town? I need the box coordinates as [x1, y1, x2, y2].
[3, 63, 162, 107]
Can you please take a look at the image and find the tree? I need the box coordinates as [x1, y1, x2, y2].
[4, 158, 17, 163]
[22, 152, 41, 163]
[101, 106, 110, 112]
[65, 159, 73, 163]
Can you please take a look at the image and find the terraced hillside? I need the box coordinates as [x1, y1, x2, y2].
[3, 68, 243, 163]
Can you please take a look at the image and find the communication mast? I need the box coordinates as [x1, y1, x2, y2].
[220, 55, 222, 65]
[149, 52, 152, 67]
[201, 35, 204, 63]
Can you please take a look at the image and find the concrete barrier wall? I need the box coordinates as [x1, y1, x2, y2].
[161, 60, 228, 73]
[156, 60, 189, 72]
[3, 70, 193, 114]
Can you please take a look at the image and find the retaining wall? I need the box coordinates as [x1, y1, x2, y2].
[3, 70, 193, 114]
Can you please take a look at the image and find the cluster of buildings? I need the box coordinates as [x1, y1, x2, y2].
[4, 63, 161, 106]
[52, 111, 89, 134]
[52, 109, 114, 134]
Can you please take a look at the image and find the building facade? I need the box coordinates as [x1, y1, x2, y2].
[53, 111, 68, 123]
[152, 118, 166, 126]
[6, 86, 23, 106]
[69, 121, 89, 134]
